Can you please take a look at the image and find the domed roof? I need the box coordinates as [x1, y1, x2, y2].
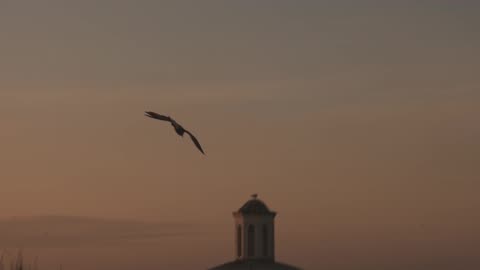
[236, 195, 276, 215]
[209, 260, 301, 270]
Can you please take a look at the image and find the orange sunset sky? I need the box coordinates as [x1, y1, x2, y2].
[0, 1, 479, 269]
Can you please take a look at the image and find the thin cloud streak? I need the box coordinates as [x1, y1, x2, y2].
[0, 216, 204, 248]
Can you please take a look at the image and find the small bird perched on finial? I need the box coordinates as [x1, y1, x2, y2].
[144, 111, 205, 155]
[251, 193, 258, 200]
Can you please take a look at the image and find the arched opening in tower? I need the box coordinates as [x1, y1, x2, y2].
[237, 225, 242, 257]
[247, 224, 255, 257]
[262, 224, 268, 257]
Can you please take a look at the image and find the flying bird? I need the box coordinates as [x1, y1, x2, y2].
[145, 111, 205, 155]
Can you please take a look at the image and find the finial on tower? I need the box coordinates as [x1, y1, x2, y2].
[251, 193, 258, 200]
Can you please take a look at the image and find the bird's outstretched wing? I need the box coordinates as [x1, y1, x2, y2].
[145, 111, 171, 122]
[185, 130, 205, 155]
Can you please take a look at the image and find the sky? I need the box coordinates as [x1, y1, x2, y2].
[0, 1, 479, 269]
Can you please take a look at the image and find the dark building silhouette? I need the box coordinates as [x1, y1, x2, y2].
[209, 196, 301, 270]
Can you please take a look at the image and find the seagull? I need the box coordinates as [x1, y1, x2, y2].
[145, 111, 205, 155]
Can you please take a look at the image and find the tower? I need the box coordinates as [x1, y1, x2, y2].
[209, 195, 301, 270]
[233, 194, 277, 262]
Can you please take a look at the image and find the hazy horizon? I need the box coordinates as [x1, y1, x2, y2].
[1, 1, 479, 269]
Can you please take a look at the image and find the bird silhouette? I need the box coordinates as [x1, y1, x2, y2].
[145, 111, 205, 155]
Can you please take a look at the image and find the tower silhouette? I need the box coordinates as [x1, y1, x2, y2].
[233, 194, 276, 262]
[209, 195, 301, 270]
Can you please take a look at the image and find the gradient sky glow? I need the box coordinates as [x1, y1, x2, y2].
[1, 1, 479, 269]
